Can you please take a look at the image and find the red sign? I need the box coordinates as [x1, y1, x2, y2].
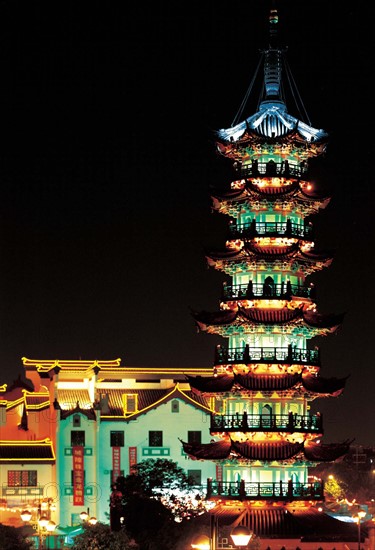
[129, 446, 137, 473]
[112, 447, 121, 483]
[216, 464, 223, 482]
[73, 446, 84, 506]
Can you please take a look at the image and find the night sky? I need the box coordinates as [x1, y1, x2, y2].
[0, 1, 373, 445]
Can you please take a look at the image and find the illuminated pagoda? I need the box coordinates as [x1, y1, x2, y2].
[180, 6, 356, 546]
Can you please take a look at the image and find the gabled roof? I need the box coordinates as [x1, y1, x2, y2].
[55, 384, 211, 420]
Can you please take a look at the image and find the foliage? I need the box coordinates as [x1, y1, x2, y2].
[0, 524, 33, 550]
[324, 474, 347, 500]
[116, 458, 209, 521]
[70, 522, 138, 550]
[114, 459, 212, 549]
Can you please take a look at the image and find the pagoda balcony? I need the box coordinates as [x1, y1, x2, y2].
[228, 220, 314, 240]
[239, 160, 306, 178]
[222, 282, 315, 301]
[205, 479, 324, 502]
[215, 345, 320, 367]
[210, 412, 323, 433]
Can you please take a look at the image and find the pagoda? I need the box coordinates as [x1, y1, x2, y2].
[180, 6, 355, 546]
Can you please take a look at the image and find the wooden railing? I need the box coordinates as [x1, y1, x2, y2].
[222, 281, 315, 301]
[215, 345, 320, 366]
[239, 160, 307, 178]
[210, 412, 322, 433]
[228, 220, 313, 239]
[205, 479, 324, 501]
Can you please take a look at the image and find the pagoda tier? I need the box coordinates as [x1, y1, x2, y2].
[185, 371, 348, 397]
[192, 307, 344, 338]
[180, 437, 350, 464]
[216, 126, 328, 163]
[205, 243, 333, 276]
[212, 178, 331, 217]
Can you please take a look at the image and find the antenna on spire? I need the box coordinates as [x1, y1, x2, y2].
[268, 0, 279, 47]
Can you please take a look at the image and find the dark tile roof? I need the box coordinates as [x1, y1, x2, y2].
[0, 440, 55, 462]
[193, 505, 362, 541]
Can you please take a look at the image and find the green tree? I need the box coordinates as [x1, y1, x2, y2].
[71, 522, 138, 550]
[116, 458, 207, 521]
[115, 459, 209, 550]
[0, 524, 33, 550]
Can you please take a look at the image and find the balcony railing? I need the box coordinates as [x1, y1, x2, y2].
[228, 220, 314, 240]
[205, 479, 324, 501]
[215, 345, 320, 366]
[222, 282, 315, 301]
[239, 160, 306, 178]
[210, 412, 322, 433]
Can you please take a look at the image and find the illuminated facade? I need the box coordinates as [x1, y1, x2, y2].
[0, 358, 218, 532]
[180, 7, 358, 546]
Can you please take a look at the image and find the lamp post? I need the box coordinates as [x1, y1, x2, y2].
[20, 508, 56, 549]
[354, 509, 366, 550]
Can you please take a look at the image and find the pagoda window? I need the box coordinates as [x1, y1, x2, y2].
[149, 431, 163, 447]
[187, 431, 201, 445]
[110, 431, 124, 447]
[187, 469, 202, 485]
[71, 430, 85, 447]
[8, 470, 37, 487]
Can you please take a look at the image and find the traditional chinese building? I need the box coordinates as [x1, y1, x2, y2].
[0, 357, 218, 539]
[180, 6, 362, 548]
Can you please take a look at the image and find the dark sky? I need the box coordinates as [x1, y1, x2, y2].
[0, 1, 373, 445]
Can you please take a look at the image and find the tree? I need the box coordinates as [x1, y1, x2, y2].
[0, 524, 33, 550]
[114, 459, 210, 550]
[71, 522, 138, 550]
[116, 458, 208, 520]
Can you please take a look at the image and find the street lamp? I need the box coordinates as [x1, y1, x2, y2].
[354, 509, 366, 550]
[230, 525, 253, 548]
[80, 508, 98, 525]
[20, 509, 56, 549]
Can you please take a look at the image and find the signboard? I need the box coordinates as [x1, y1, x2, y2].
[73, 446, 84, 506]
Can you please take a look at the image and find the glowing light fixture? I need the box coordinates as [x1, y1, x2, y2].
[230, 525, 253, 547]
[20, 510, 32, 522]
[191, 534, 211, 549]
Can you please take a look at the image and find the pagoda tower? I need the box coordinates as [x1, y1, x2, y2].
[181, 6, 353, 545]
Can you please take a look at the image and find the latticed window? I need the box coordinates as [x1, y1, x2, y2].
[187, 469, 202, 485]
[149, 431, 162, 447]
[71, 430, 85, 447]
[188, 431, 201, 445]
[8, 470, 37, 487]
[110, 431, 124, 447]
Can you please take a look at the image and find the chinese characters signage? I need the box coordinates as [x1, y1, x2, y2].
[73, 446, 84, 506]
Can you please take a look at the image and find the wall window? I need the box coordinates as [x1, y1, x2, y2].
[71, 430, 85, 447]
[73, 414, 81, 427]
[110, 431, 124, 447]
[188, 431, 201, 445]
[123, 394, 138, 413]
[187, 469, 202, 485]
[8, 470, 37, 487]
[149, 431, 163, 447]
[171, 400, 179, 413]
